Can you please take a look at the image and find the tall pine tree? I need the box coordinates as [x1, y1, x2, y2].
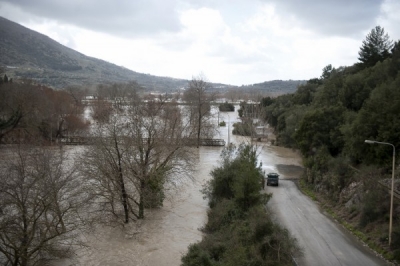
[358, 26, 393, 68]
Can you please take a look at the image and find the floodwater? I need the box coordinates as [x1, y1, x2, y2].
[56, 108, 304, 266]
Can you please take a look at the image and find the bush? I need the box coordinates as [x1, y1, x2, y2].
[203, 144, 265, 209]
[182, 144, 300, 265]
[232, 122, 255, 136]
[181, 244, 212, 266]
[359, 186, 389, 227]
[204, 199, 243, 233]
[219, 102, 235, 112]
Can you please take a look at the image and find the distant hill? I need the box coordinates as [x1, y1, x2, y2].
[0, 16, 304, 93]
[239, 80, 305, 95]
[0, 16, 191, 91]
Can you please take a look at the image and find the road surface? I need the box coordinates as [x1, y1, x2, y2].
[265, 177, 388, 265]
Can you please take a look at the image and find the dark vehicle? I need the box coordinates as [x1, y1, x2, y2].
[266, 173, 279, 186]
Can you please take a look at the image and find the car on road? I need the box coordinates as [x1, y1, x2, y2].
[266, 173, 279, 186]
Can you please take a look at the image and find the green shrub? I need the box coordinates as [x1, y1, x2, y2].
[359, 187, 389, 227]
[181, 244, 212, 266]
[204, 199, 243, 233]
[232, 122, 255, 136]
[218, 102, 235, 112]
[182, 144, 300, 265]
[203, 144, 265, 209]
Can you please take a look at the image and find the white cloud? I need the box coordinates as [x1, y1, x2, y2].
[0, 0, 399, 86]
[377, 0, 400, 42]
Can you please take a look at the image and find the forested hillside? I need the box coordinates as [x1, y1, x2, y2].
[261, 26, 400, 261]
[1, 16, 301, 94]
[0, 16, 190, 90]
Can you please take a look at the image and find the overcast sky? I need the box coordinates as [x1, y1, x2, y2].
[1, 0, 399, 85]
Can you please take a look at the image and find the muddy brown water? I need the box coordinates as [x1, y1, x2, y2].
[50, 108, 303, 266]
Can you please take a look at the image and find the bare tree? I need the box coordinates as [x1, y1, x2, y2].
[82, 98, 194, 223]
[183, 75, 217, 147]
[0, 81, 88, 144]
[124, 99, 193, 219]
[81, 114, 131, 223]
[95, 82, 141, 111]
[0, 146, 88, 266]
[65, 85, 85, 107]
[91, 98, 113, 123]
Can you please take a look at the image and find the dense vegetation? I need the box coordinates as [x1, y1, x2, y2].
[261, 26, 400, 259]
[0, 77, 88, 144]
[218, 102, 235, 112]
[181, 144, 300, 265]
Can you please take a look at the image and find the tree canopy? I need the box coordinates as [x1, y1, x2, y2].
[358, 26, 393, 68]
[260, 25, 400, 259]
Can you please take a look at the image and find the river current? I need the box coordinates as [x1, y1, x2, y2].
[56, 108, 303, 266]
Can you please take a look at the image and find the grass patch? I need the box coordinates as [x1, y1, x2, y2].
[298, 179, 318, 201]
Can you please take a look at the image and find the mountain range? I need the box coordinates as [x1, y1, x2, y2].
[0, 16, 304, 93]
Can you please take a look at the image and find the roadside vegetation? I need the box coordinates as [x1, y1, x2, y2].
[181, 144, 301, 265]
[260, 26, 400, 261]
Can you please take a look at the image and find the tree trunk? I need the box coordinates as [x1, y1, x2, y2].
[119, 170, 129, 223]
[21, 211, 28, 266]
[139, 180, 145, 219]
[197, 106, 202, 148]
[114, 136, 129, 223]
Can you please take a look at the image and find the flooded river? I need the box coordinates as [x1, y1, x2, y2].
[56, 108, 304, 266]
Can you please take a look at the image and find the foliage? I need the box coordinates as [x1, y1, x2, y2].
[358, 26, 393, 68]
[261, 26, 399, 166]
[218, 101, 235, 112]
[232, 121, 255, 136]
[275, 105, 307, 147]
[343, 74, 400, 165]
[259, 25, 400, 260]
[260, 96, 274, 107]
[389, 40, 400, 78]
[203, 144, 267, 209]
[219, 121, 226, 127]
[294, 106, 345, 157]
[321, 64, 334, 80]
[182, 144, 300, 265]
[262, 94, 294, 129]
[292, 83, 317, 106]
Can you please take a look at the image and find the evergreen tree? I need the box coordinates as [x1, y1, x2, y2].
[321, 64, 334, 80]
[358, 26, 393, 68]
[389, 40, 400, 77]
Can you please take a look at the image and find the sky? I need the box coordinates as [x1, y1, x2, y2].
[0, 0, 399, 86]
